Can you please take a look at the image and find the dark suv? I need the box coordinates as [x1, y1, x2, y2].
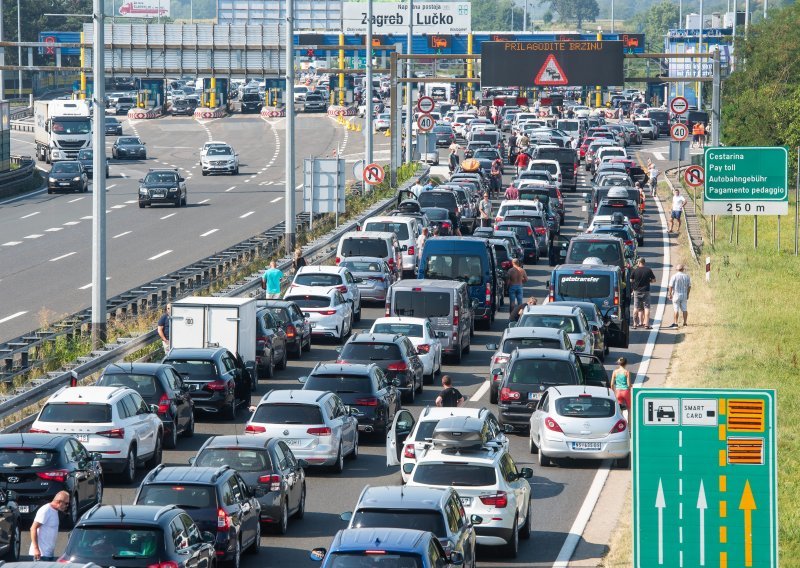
[162, 347, 252, 420]
[417, 190, 461, 230]
[96, 363, 195, 448]
[257, 299, 312, 357]
[255, 307, 289, 379]
[240, 92, 263, 113]
[192, 436, 306, 534]
[596, 198, 643, 245]
[300, 363, 400, 436]
[532, 147, 579, 191]
[172, 98, 198, 116]
[336, 333, 424, 404]
[0, 434, 102, 527]
[60, 504, 216, 567]
[135, 466, 261, 564]
[138, 168, 187, 208]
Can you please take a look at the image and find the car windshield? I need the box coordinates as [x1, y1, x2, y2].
[164, 360, 218, 381]
[286, 296, 331, 309]
[340, 260, 383, 273]
[51, 119, 91, 134]
[144, 172, 178, 184]
[64, 527, 162, 562]
[105, 118, 119, 124]
[502, 337, 562, 353]
[137, 484, 216, 509]
[304, 375, 372, 393]
[252, 403, 323, 424]
[119, 137, 141, 145]
[518, 314, 579, 333]
[341, 238, 388, 258]
[0, 448, 57, 468]
[77, 150, 93, 160]
[326, 553, 423, 568]
[195, 448, 272, 472]
[597, 204, 638, 219]
[474, 150, 498, 160]
[417, 193, 456, 211]
[52, 162, 81, 173]
[393, 291, 450, 318]
[363, 222, 409, 240]
[294, 273, 342, 287]
[97, 373, 162, 398]
[38, 403, 111, 423]
[339, 343, 401, 361]
[206, 147, 233, 156]
[423, 254, 484, 286]
[505, 214, 545, 228]
[412, 463, 496, 487]
[556, 395, 615, 417]
[350, 509, 446, 536]
[557, 274, 612, 299]
[421, 208, 448, 221]
[568, 242, 621, 264]
[118, 97, 135, 104]
[371, 323, 423, 337]
[508, 359, 576, 385]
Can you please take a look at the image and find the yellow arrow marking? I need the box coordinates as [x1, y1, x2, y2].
[739, 480, 757, 567]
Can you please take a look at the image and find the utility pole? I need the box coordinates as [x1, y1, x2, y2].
[711, 48, 721, 147]
[611, 0, 615, 33]
[523, 0, 528, 32]
[0, 0, 4, 101]
[698, 0, 704, 108]
[285, 0, 296, 256]
[365, 0, 373, 166]
[91, 0, 107, 348]
[17, 0, 22, 97]
[404, 0, 413, 163]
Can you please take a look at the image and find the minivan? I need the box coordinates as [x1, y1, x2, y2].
[386, 279, 473, 363]
[418, 237, 501, 329]
[362, 216, 420, 278]
[336, 231, 402, 278]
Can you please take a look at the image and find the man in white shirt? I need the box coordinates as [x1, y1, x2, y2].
[30, 491, 70, 560]
[667, 264, 692, 328]
[669, 188, 687, 233]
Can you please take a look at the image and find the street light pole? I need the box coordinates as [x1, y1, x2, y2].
[365, 0, 373, 166]
[91, 0, 107, 347]
[611, 0, 615, 33]
[0, 0, 5, 101]
[17, 0, 22, 97]
[285, 0, 296, 257]
[404, 0, 413, 163]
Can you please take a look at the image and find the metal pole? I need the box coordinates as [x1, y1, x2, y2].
[523, 0, 527, 32]
[91, 0, 107, 348]
[711, 48, 721, 147]
[731, 0, 736, 72]
[763, 0, 767, 19]
[190, 0, 193, 24]
[285, 0, 296, 257]
[405, 1, 413, 163]
[0, 0, 4, 100]
[365, 0, 373, 166]
[777, 216, 780, 251]
[698, 0, 704, 108]
[745, 0, 750, 37]
[611, 0, 615, 33]
[679, 0, 683, 27]
[389, 50, 398, 187]
[17, 0, 22, 97]
[754, 216, 757, 248]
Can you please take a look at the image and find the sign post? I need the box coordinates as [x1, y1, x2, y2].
[703, 147, 788, 215]
[633, 388, 778, 568]
[670, 123, 689, 142]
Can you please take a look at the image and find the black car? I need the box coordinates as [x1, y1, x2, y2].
[191, 436, 306, 534]
[162, 347, 252, 420]
[59, 504, 216, 568]
[255, 307, 289, 378]
[135, 466, 261, 564]
[336, 333, 424, 404]
[432, 124, 455, 147]
[256, 299, 312, 358]
[76, 149, 109, 179]
[240, 92, 263, 113]
[0, 489, 20, 561]
[417, 190, 461, 231]
[114, 96, 136, 115]
[422, 207, 454, 236]
[0, 434, 102, 527]
[172, 98, 198, 116]
[495, 220, 540, 264]
[596, 198, 644, 245]
[47, 161, 87, 194]
[96, 363, 195, 448]
[112, 136, 146, 160]
[532, 146, 579, 191]
[302, 92, 327, 112]
[138, 168, 187, 208]
[472, 148, 503, 174]
[299, 363, 400, 436]
[104, 117, 123, 136]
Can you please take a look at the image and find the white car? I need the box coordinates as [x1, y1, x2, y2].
[516, 304, 594, 355]
[290, 265, 362, 322]
[634, 118, 658, 140]
[285, 288, 354, 343]
[361, 216, 420, 277]
[293, 85, 309, 102]
[374, 113, 391, 132]
[529, 385, 630, 468]
[572, 105, 591, 118]
[200, 140, 228, 158]
[30, 386, 163, 484]
[370, 317, 443, 380]
[200, 144, 239, 175]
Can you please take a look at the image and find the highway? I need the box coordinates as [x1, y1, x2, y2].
[0, 111, 375, 342]
[14, 135, 674, 566]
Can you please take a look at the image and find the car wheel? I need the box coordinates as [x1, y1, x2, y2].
[293, 483, 306, 519]
[490, 385, 498, 404]
[403, 382, 415, 404]
[247, 518, 261, 553]
[224, 400, 237, 420]
[83, 183, 88, 193]
[538, 444, 551, 467]
[139, 201, 145, 208]
[202, 171, 208, 176]
[263, 350, 275, 378]
[165, 423, 178, 449]
[182, 412, 195, 437]
[337, 326, 346, 344]
[423, 372, 433, 386]
[120, 447, 137, 484]
[354, 304, 362, 322]
[274, 500, 289, 535]
[47, 188, 52, 194]
[95, 476, 104, 505]
[182, 194, 187, 207]
[529, 434, 538, 454]
[416, 374, 423, 393]
[332, 443, 345, 473]
[520, 499, 532, 540]
[616, 454, 631, 469]
[234, 167, 239, 175]
[174, 194, 181, 208]
[503, 515, 519, 558]
[347, 434, 359, 460]
[66, 492, 79, 528]
[147, 434, 163, 468]
[278, 347, 288, 370]
[302, 335, 311, 352]
[4, 520, 19, 561]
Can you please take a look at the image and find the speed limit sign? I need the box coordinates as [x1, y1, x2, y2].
[417, 114, 435, 133]
[670, 123, 689, 142]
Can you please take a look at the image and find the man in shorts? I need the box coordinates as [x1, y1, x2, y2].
[630, 258, 656, 329]
[669, 188, 687, 233]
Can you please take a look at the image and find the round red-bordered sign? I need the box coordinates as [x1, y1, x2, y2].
[363, 162, 385, 186]
[670, 123, 689, 142]
[417, 114, 434, 133]
[416, 96, 435, 114]
[684, 165, 705, 187]
[670, 96, 689, 115]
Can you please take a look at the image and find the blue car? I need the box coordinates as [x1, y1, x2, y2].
[310, 528, 463, 567]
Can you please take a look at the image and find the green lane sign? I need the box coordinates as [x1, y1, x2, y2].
[704, 146, 788, 215]
[633, 388, 777, 568]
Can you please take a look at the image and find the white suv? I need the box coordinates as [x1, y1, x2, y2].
[30, 386, 163, 484]
[290, 265, 362, 322]
[406, 423, 533, 558]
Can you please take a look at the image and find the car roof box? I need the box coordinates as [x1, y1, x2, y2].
[431, 416, 490, 449]
[607, 187, 629, 199]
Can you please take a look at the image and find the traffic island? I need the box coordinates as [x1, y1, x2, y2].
[327, 105, 357, 118]
[127, 107, 163, 120]
[194, 106, 228, 120]
[260, 106, 286, 118]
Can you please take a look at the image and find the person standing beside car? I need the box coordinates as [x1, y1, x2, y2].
[30, 491, 70, 561]
[630, 258, 656, 329]
[157, 303, 171, 353]
[506, 259, 528, 315]
[435, 375, 464, 408]
[261, 261, 283, 299]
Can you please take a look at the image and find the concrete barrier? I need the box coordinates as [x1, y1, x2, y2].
[194, 106, 228, 120]
[127, 107, 163, 120]
[10, 121, 33, 132]
[260, 106, 286, 118]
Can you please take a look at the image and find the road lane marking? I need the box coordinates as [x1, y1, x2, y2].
[471, 380, 490, 402]
[107, 184, 117, 189]
[198, 199, 210, 204]
[240, 211, 254, 218]
[50, 251, 77, 262]
[81, 215, 93, 220]
[111, 204, 126, 209]
[200, 229, 219, 237]
[125, 200, 137, 204]
[0, 311, 27, 324]
[78, 277, 111, 290]
[120, 173, 128, 178]
[45, 227, 62, 232]
[270, 196, 284, 203]
[654, 152, 665, 161]
[113, 231, 132, 238]
[148, 250, 172, 260]
[20, 211, 39, 219]
[67, 197, 85, 203]
[1, 241, 21, 247]
[63, 221, 80, 226]
[225, 186, 236, 192]
[24, 234, 43, 239]
[160, 213, 176, 220]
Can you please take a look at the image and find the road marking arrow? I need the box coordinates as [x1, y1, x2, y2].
[656, 478, 666, 565]
[739, 480, 756, 567]
[697, 479, 707, 566]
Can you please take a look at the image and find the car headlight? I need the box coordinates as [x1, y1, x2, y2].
[168, 187, 178, 193]
[49, 177, 56, 182]
[139, 188, 147, 194]
[73, 176, 81, 181]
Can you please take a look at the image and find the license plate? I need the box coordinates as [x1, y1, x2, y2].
[459, 497, 472, 506]
[284, 439, 301, 446]
[154, 192, 165, 197]
[59, 182, 71, 186]
[17, 506, 28, 514]
[572, 442, 601, 450]
[190, 383, 201, 391]
[309, 322, 317, 328]
[75, 434, 89, 442]
[528, 392, 541, 401]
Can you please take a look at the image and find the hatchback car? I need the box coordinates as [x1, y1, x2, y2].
[515, 304, 594, 355]
[0, 434, 101, 528]
[548, 301, 608, 361]
[256, 299, 312, 357]
[495, 220, 539, 264]
[76, 149, 109, 179]
[171, 97, 198, 115]
[191, 435, 307, 534]
[284, 289, 353, 343]
[138, 169, 187, 208]
[290, 266, 363, 322]
[338, 257, 395, 303]
[311, 528, 458, 567]
[529, 385, 630, 468]
[255, 307, 289, 378]
[370, 317, 443, 382]
[422, 206, 454, 236]
[111, 136, 146, 160]
[245, 389, 359, 472]
[59, 504, 216, 568]
[47, 161, 88, 194]
[135, 465, 261, 564]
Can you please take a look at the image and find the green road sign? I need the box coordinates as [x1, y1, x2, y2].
[704, 146, 788, 215]
[633, 388, 777, 568]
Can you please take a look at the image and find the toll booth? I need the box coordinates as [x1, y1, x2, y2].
[73, 78, 94, 100]
[138, 78, 166, 111]
[201, 78, 231, 110]
[264, 79, 283, 107]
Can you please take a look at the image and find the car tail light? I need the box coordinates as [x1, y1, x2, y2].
[493, 355, 509, 366]
[575, 339, 586, 350]
[335, 256, 341, 264]
[479, 491, 508, 508]
[385, 302, 391, 317]
[500, 387, 520, 402]
[307, 427, 332, 436]
[245, 424, 266, 434]
[258, 474, 282, 492]
[320, 309, 338, 316]
[545, 417, 563, 433]
[29, 428, 50, 434]
[147, 562, 179, 568]
[97, 428, 125, 439]
[403, 444, 416, 459]
[558, 174, 562, 183]
[217, 508, 231, 531]
[355, 397, 379, 406]
[452, 305, 460, 327]
[336, 285, 348, 294]
[534, 227, 546, 235]
[442, 222, 451, 230]
[285, 324, 297, 338]
[37, 470, 68, 483]
[408, 245, 415, 256]
[610, 419, 628, 433]
[388, 258, 395, 269]
[387, 362, 408, 372]
[157, 393, 170, 415]
[495, 215, 503, 223]
[485, 283, 491, 305]
[416, 344, 430, 354]
[205, 380, 227, 392]
[526, 227, 533, 236]
[501, 260, 512, 269]
[630, 217, 641, 226]
[614, 288, 620, 306]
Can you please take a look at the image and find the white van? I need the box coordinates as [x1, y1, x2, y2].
[527, 159, 562, 189]
[596, 146, 628, 165]
[336, 231, 403, 279]
[361, 216, 420, 277]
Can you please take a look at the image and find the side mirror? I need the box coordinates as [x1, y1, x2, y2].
[201, 531, 216, 544]
[508, 322, 517, 328]
[309, 548, 327, 562]
[391, 378, 401, 387]
[149, 404, 159, 414]
[518, 467, 534, 479]
[339, 511, 353, 522]
[449, 551, 465, 566]
[502, 423, 514, 433]
[470, 514, 483, 526]
[138, 178, 144, 183]
[491, 368, 504, 376]
[303, 312, 311, 318]
[298, 376, 308, 384]
[92, 452, 102, 461]
[188, 456, 196, 465]
[485, 343, 498, 350]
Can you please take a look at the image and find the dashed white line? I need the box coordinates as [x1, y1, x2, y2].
[78, 277, 111, 290]
[0, 311, 27, 324]
[50, 251, 77, 262]
[45, 227, 63, 232]
[107, 184, 117, 189]
[198, 199, 210, 204]
[148, 250, 172, 260]
[2, 241, 21, 246]
[24, 234, 43, 239]
[225, 186, 236, 192]
[120, 173, 128, 178]
[67, 197, 85, 203]
[113, 231, 132, 239]
[239, 211, 254, 219]
[160, 213, 176, 220]
[63, 221, 80, 226]
[20, 211, 39, 219]
[471, 380, 490, 401]
[81, 215, 93, 220]
[111, 204, 126, 209]
[270, 196, 284, 203]
[200, 229, 219, 237]
[125, 200, 137, 204]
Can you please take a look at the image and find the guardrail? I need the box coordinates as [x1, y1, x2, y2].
[0, 165, 425, 433]
[10, 120, 33, 132]
[0, 156, 36, 186]
[10, 106, 32, 121]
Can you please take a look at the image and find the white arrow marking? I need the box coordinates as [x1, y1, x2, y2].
[697, 479, 707, 566]
[656, 478, 666, 565]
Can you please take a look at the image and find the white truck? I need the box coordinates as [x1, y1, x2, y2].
[169, 297, 257, 376]
[34, 99, 92, 163]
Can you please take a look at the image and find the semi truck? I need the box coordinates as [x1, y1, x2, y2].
[34, 99, 92, 163]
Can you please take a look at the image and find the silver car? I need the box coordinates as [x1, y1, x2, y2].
[339, 256, 395, 303]
[515, 304, 594, 356]
[529, 384, 630, 468]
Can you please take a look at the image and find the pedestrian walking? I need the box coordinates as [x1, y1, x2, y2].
[157, 303, 171, 354]
[611, 357, 632, 419]
[669, 188, 687, 233]
[416, 227, 428, 260]
[261, 260, 283, 299]
[489, 157, 503, 199]
[511, 296, 537, 322]
[504, 183, 519, 201]
[30, 491, 70, 561]
[514, 150, 530, 174]
[667, 264, 691, 328]
[506, 259, 528, 314]
[448, 148, 460, 173]
[507, 133, 518, 163]
[293, 248, 306, 271]
[630, 258, 656, 329]
[648, 161, 660, 197]
[479, 193, 492, 228]
[435, 375, 465, 408]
